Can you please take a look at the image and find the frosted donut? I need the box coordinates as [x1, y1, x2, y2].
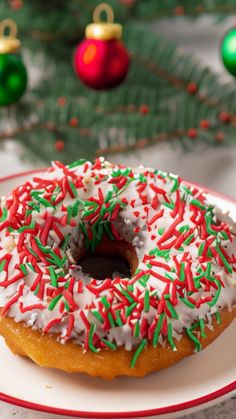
[0, 157, 236, 380]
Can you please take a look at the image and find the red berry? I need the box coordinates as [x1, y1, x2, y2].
[215, 132, 225, 142]
[139, 105, 149, 115]
[137, 138, 148, 147]
[219, 111, 231, 123]
[187, 128, 197, 139]
[174, 6, 185, 15]
[55, 140, 65, 151]
[69, 117, 79, 127]
[119, 0, 136, 5]
[200, 119, 210, 129]
[187, 83, 198, 94]
[10, 0, 22, 10]
[57, 97, 66, 107]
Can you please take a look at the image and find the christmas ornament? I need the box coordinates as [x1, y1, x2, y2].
[221, 27, 236, 78]
[73, 3, 129, 90]
[0, 19, 27, 106]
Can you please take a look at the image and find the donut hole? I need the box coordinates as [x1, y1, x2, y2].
[78, 237, 138, 281]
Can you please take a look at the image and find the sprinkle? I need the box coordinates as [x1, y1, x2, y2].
[186, 325, 201, 351]
[48, 266, 58, 287]
[130, 338, 147, 368]
[101, 338, 116, 350]
[153, 313, 165, 347]
[166, 300, 178, 319]
[144, 290, 150, 312]
[167, 323, 176, 350]
[215, 245, 233, 274]
[88, 324, 99, 352]
[48, 293, 62, 310]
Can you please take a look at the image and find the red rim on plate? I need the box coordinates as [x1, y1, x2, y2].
[0, 169, 235, 418]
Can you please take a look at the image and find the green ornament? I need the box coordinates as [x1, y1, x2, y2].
[221, 27, 236, 77]
[0, 53, 27, 106]
[0, 19, 27, 106]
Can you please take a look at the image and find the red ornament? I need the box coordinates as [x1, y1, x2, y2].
[73, 3, 129, 90]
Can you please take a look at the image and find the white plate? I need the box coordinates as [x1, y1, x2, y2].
[0, 171, 235, 419]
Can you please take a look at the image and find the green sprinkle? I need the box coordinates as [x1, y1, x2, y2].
[68, 159, 87, 168]
[182, 185, 192, 195]
[92, 310, 103, 323]
[138, 273, 150, 287]
[208, 280, 222, 307]
[126, 302, 137, 317]
[46, 254, 66, 268]
[199, 318, 206, 338]
[64, 300, 70, 311]
[66, 206, 73, 224]
[220, 231, 229, 241]
[19, 264, 27, 275]
[115, 285, 134, 303]
[104, 191, 113, 203]
[134, 320, 140, 338]
[163, 201, 174, 210]
[186, 326, 202, 352]
[28, 247, 39, 258]
[72, 201, 80, 217]
[158, 227, 164, 236]
[170, 177, 179, 193]
[88, 324, 99, 353]
[31, 191, 54, 208]
[115, 310, 123, 327]
[183, 233, 194, 246]
[206, 262, 212, 278]
[190, 199, 205, 211]
[179, 225, 190, 234]
[48, 293, 62, 310]
[101, 338, 116, 350]
[101, 296, 110, 310]
[18, 221, 35, 232]
[205, 213, 217, 236]
[165, 272, 175, 281]
[127, 284, 134, 292]
[153, 313, 165, 347]
[27, 262, 35, 272]
[180, 262, 185, 281]
[61, 234, 70, 250]
[215, 311, 221, 324]
[48, 266, 58, 287]
[144, 290, 150, 312]
[0, 207, 7, 222]
[215, 245, 233, 274]
[130, 338, 147, 368]
[108, 312, 116, 328]
[0, 259, 6, 272]
[180, 297, 195, 308]
[69, 181, 78, 198]
[167, 323, 176, 350]
[207, 248, 213, 258]
[34, 284, 40, 296]
[166, 301, 179, 319]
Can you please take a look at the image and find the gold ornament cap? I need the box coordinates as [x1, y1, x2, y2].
[0, 19, 21, 54]
[86, 3, 122, 41]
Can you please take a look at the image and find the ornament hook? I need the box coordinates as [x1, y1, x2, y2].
[93, 3, 114, 24]
[0, 19, 18, 39]
[0, 19, 21, 53]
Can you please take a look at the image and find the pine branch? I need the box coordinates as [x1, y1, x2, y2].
[1, 16, 236, 163]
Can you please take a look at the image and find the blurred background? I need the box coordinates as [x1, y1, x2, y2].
[1, 0, 236, 197]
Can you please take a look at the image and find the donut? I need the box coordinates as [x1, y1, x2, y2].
[0, 157, 236, 380]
